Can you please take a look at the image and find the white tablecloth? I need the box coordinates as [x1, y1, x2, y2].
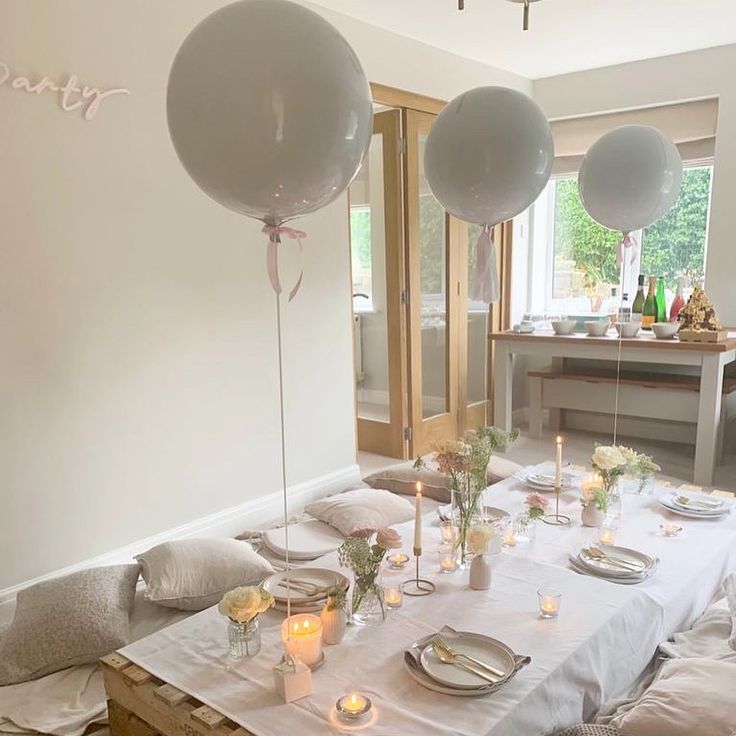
[121, 470, 736, 736]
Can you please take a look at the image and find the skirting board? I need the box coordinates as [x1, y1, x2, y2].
[0, 463, 360, 622]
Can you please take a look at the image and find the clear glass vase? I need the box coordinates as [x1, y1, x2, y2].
[227, 618, 261, 659]
[350, 583, 385, 626]
[452, 488, 482, 568]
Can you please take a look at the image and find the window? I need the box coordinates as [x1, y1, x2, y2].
[533, 164, 713, 315]
[350, 205, 373, 307]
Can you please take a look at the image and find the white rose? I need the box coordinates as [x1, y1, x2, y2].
[218, 586, 273, 623]
[591, 445, 626, 471]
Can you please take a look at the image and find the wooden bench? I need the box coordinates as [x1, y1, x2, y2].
[528, 369, 736, 459]
[101, 653, 254, 736]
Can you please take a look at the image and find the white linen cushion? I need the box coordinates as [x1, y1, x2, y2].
[136, 538, 273, 611]
[262, 520, 344, 561]
[305, 488, 414, 536]
[608, 657, 736, 736]
[0, 565, 139, 686]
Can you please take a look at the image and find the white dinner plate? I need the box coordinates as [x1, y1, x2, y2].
[262, 568, 349, 603]
[659, 496, 728, 519]
[517, 471, 572, 492]
[670, 493, 726, 513]
[418, 631, 515, 690]
[576, 545, 652, 578]
[437, 505, 509, 523]
[569, 556, 657, 585]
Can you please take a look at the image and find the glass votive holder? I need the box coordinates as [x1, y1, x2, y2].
[387, 552, 410, 570]
[440, 520, 457, 544]
[538, 587, 562, 619]
[660, 522, 683, 538]
[336, 692, 372, 721]
[598, 520, 618, 546]
[438, 543, 458, 574]
[385, 585, 403, 609]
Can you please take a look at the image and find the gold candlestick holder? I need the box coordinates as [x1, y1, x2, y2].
[401, 547, 435, 596]
[543, 484, 571, 526]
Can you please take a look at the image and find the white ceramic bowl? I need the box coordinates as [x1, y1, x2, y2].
[552, 319, 576, 336]
[651, 322, 680, 339]
[585, 320, 609, 337]
[614, 321, 640, 338]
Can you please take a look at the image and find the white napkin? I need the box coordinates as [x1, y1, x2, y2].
[725, 573, 736, 652]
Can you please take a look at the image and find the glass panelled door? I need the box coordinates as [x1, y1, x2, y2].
[405, 110, 459, 456]
[349, 109, 407, 458]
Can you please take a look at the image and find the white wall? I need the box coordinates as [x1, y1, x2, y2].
[534, 44, 736, 326]
[0, 0, 528, 593]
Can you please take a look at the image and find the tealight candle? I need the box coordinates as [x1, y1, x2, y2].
[660, 522, 683, 538]
[538, 587, 561, 619]
[336, 692, 372, 720]
[598, 523, 617, 546]
[385, 586, 403, 609]
[280, 614, 323, 668]
[440, 520, 456, 544]
[438, 544, 457, 573]
[502, 531, 517, 547]
[387, 553, 409, 570]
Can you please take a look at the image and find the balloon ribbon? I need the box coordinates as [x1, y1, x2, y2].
[262, 225, 306, 301]
[616, 231, 638, 269]
[469, 224, 500, 304]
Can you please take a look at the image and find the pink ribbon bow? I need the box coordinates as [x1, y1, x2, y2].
[469, 224, 500, 304]
[262, 224, 306, 302]
[616, 231, 638, 269]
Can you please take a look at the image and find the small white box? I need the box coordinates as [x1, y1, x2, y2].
[273, 656, 313, 703]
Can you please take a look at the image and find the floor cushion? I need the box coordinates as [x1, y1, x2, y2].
[608, 657, 736, 736]
[0, 565, 139, 686]
[136, 538, 273, 611]
[304, 488, 414, 536]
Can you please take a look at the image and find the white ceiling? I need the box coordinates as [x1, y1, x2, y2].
[309, 0, 736, 79]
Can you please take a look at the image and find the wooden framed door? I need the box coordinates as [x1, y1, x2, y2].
[350, 109, 408, 458]
[404, 109, 461, 456]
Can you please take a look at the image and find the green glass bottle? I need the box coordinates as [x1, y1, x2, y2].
[632, 275, 645, 323]
[642, 276, 657, 330]
[655, 276, 667, 323]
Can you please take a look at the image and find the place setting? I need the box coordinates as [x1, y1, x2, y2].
[569, 545, 658, 585]
[404, 625, 530, 697]
[658, 490, 732, 520]
[262, 568, 350, 613]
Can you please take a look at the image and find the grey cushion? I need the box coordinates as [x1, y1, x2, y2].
[557, 727, 622, 736]
[0, 564, 140, 686]
[362, 456, 523, 502]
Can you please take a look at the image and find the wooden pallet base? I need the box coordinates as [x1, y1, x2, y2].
[101, 653, 254, 736]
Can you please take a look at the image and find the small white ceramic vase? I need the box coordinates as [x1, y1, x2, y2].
[321, 605, 347, 644]
[469, 554, 492, 590]
[581, 505, 606, 528]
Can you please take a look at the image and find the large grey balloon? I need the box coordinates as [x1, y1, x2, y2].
[424, 86, 554, 225]
[167, 0, 373, 225]
[579, 125, 683, 233]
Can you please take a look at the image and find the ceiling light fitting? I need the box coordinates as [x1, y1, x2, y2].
[458, 0, 542, 31]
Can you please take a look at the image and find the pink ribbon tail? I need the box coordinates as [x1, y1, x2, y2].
[469, 225, 500, 304]
[616, 231, 637, 269]
[262, 225, 306, 302]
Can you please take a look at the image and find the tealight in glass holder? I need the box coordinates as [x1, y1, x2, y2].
[598, 519, 618, 546]
[440, 520, 457, 544]
[385, 585, 403, 610]
[438, 543, 458, 574]
[538, 587, 561, 619]
[387, 552, 410, 570]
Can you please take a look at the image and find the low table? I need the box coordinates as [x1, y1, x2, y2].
[103, 473, 736, 736]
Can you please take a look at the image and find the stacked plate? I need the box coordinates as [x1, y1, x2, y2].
[515, 469, 573, 493]
[437, 504, 509, 523]
[404, 627, 529, 697]
[569, 545, 657, 585]
[262, 568, 349, 613]
[659, 492, 732, 519]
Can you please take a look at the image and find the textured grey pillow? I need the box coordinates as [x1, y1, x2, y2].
[136, 538, 274, 611]
[0, 564, 139, 686]
[556, 727, 622, 736]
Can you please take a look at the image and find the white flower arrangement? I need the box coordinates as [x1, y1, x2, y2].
[466, 524, 495, 556]
[218, 585, 274, 624]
